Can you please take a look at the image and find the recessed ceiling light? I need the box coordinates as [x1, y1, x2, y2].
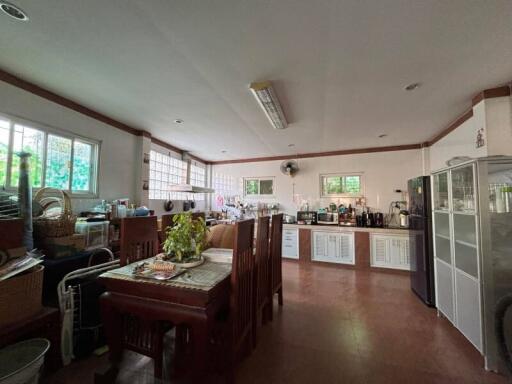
[174, 119, 184, 124]
[288, 144, 295, 147]
[404, 82, 421, 91]
[378, 134, 388, 138]
[0, 2, 28, 21]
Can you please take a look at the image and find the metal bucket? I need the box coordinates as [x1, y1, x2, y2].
[0, 339, 50, 384]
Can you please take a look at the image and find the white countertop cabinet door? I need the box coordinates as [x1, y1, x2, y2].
[370, 234, 411, 270]
[312, 230, 355, 265]
[282, 228, 299, 259]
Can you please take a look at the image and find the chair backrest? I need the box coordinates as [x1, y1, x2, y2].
[230, 219, 255, 348]
[0, 218, 23, 251]
[120, 216, 159, 266]
[161, 213, 175, 235]
[270, 214, 283, 292]
[254, 216, 270, 310]
[206, 224, 235, 249]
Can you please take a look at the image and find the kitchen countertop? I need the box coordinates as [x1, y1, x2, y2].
[283, 223, 410, 234]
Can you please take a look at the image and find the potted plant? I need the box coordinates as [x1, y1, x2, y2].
[162, 212, 209, 265]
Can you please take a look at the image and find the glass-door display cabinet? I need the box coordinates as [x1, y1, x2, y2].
[432, 156, 512, 373]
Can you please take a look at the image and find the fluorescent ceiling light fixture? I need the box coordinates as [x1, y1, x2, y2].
[249, 81, 288, 130]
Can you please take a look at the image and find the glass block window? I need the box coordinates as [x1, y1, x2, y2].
[149, 150, 188, 200]
[190, 163, 206, 201]
[213, 172, 236, 196]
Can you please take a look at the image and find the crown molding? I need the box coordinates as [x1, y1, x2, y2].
[0, 68, 207, 163]
[426, 109, 474, 147]
[2, 67, 509, 166]
[211, 144, 422, 165]
[471, 84, 511, 106]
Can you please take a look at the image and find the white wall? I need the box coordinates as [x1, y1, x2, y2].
[212, 149, 424, 215]
[0, 81, 140, 212]
[429, 108, 487, 172]
[485, 96, 512, 156]
[429, 95, 512, 172]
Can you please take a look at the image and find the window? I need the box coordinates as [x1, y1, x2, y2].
[244, 177, 274, 197]
[0, 114, 99, 195]
[190, 163, 206, 201]
[149, 150, 188, 200]
[320, 173, 363, 197]
[213, 172, 235, 196]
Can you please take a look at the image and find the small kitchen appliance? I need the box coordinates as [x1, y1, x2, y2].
[317, 212, 338, 225]
[296, 211, 317, 225]
[374, 212, 384, 228]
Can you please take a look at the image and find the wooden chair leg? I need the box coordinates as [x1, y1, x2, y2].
[278, 287, 283, 306]
[173, 325, 189, 376]
[154, 354, 163, 379]
[252, 311, 258, 348]
[153, 322, 164, 379]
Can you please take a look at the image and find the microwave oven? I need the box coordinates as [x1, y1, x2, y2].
[317, 212, 339, 225]
[297, 211, 317, 225]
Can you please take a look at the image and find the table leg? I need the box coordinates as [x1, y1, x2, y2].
[95, 293, 123, 383]
[190, 322, 210, 382]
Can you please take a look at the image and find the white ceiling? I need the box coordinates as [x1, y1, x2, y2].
[0, 1, 512, 161]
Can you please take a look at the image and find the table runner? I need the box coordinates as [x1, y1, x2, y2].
[101, 257, 231, 292]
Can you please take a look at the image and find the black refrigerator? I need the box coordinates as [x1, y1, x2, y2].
[408, 176, 435, 306]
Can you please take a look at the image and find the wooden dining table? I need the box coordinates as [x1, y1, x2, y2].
[96, 249, 233, 382]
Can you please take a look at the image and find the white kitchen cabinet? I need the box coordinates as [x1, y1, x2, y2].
[433, 164, 483, 354]
[312, 230, 354, 265]
[370, 234, 410, 270]
[282, 228, 299, 259]
[432, 156, 512, 370]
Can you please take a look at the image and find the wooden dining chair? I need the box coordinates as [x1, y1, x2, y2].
[252, 216, 270, 347]
[269, 213, 284, 320]
[120, 216, 159, 266]
[224, 219, 255, 383]
[117, 215, 168, 379]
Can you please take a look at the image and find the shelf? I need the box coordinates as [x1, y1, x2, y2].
[455, 239, 477, 249]
[436, 234, 451, 241]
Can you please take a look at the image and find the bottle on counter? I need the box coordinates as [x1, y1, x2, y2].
[361, 208, 369, 227]
[368, 212, 374, 227]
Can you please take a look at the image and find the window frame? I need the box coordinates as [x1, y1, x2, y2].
[243, 176, 275, 197]
[0, 112, 101, 198]
[319, 172, 364, 198]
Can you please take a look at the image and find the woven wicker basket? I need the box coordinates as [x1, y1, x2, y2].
[0, 265, 43, 328]
[33, 187, 76, 238]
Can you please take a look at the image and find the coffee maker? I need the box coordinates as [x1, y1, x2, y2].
[374, 212, 384, 228]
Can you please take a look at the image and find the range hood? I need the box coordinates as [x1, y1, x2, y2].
[167, 152, 214, 194]
[168, 184, 215, 194]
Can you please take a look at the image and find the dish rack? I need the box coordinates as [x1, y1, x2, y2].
[57, 248, 118, 365]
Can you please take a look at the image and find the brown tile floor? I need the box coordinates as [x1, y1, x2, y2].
[44, 261, 510, 384]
